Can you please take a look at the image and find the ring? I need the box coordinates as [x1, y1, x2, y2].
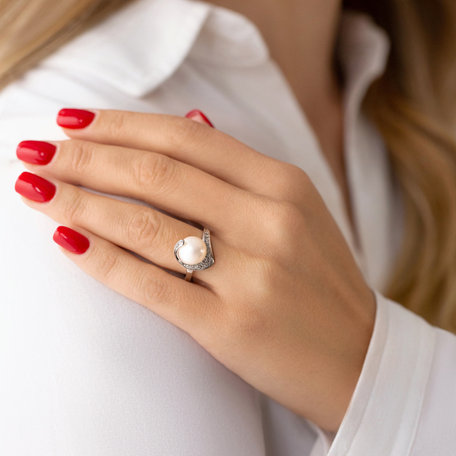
[174, 228, 215, 282]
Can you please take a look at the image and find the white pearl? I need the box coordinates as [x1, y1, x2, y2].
[178, 236, 207, 265]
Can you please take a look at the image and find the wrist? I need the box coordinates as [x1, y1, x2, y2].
[327, 288, 376, 432]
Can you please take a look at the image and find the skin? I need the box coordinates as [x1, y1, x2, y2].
[17, 109, 376, 432]
[208, 0, 357, 247]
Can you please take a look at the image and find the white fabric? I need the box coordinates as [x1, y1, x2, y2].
[0, 0, 455, 454]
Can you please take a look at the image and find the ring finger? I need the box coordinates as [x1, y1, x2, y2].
[14, 171, 230, 284]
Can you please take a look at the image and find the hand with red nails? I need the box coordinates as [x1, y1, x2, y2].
[14, 107, 376, 432]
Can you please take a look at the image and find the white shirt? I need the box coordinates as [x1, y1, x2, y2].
[0, 0, 455, 454]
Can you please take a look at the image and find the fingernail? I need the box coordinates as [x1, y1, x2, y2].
[16, 140, 56, 165]
[57, 108, 95, 129]
[185, 109, 214, 128]
[15, 171, 56, 202]
[53, 226, 90, 254]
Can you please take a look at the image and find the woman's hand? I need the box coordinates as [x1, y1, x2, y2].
[15, 108, 376, 432]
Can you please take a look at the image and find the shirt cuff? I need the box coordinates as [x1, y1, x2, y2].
[311, 289, 437, 456]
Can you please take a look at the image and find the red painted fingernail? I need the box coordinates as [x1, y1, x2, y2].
[185, 109, 214, 128]
[57, 108, 95, 129]
[15, 171, 56, 202]
[53, 226, 90, 254]
[16, 140, 56, 165]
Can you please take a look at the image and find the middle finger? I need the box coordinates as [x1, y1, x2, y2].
[17, 139, 254, 236]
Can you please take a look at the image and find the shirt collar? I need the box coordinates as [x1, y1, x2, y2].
[336, 9, 390, 117]
[42, 0, 390, 100]
[43, 0, 212, 97]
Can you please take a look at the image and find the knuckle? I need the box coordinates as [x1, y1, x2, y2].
[220, 259, 274, 340]
[69, 141, 94, 174]
[276, 200, 303, 227]
[138, 271, 170, 306]
[133, 153, 178, 194]
[261, 200, 305, 258]
[92, 246, 122, 281]
[105, 111, 126, 138]
[266, 200, 303, 234]
[284, 163, 311, 184]
[251, 258, 277, 299]
[271, 163, 312, 199]
[125, 209, 160, 247]
[62, 189, 87, 224]
[167, 117, 208, 149]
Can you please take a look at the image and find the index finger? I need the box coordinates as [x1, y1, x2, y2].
[56, 108, 297, 197]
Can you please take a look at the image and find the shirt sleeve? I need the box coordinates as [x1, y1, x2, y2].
[310, 289, 456, 456]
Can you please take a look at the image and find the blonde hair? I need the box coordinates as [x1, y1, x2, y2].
[344, 0, 456, 333]
[1, 0, 455, 332]
[0, 0, 132, 90]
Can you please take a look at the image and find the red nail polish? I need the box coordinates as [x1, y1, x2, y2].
[16, 140, 56, 165]
[15, 171, 56, 202]
[185, 109, 214, 128]
[57, 108, 95, 129]
[53, 226, 90, 254]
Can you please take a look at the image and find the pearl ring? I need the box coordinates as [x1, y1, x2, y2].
[174, 227, 215, 281]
